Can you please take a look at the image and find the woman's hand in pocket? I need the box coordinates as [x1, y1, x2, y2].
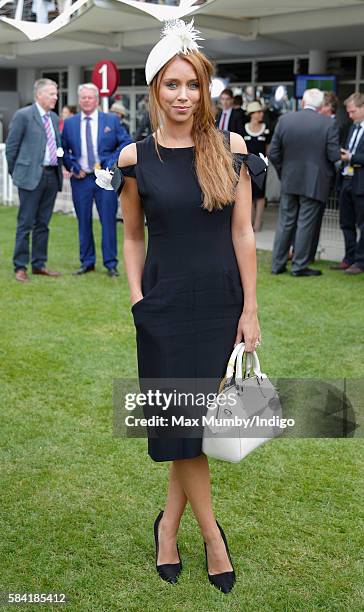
[131, 293, 144, 308]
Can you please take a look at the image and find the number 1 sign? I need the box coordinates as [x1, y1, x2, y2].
[91, 60, 120, 98]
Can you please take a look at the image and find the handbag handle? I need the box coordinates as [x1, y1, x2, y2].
[221, 342, 266, 393]
[218, 342, 244, 392]
[236, 344, 266, 380]
[225, 342, 245, 380]
[235, 343, 247, 381]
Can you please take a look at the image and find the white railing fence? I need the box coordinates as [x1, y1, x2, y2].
[0, 144, 14, 205]
[0, 143, 76, 215]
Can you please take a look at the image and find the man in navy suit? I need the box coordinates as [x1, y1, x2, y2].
[332, 92, 364, 275]
[62, 83, 131, 277]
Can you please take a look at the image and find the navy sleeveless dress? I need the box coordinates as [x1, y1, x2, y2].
[121, 133, 245, 462]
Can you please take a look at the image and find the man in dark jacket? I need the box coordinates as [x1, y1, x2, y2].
[332, 92, 364, 274]
[215, 89, 246, 136]
[6, 78, 63, 282]
[319, 91, 349, 146]
[269, 88, 341, 276]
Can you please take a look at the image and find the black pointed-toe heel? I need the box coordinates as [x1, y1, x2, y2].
[154, 510, 182, 584]
[204, 521, 236, 594]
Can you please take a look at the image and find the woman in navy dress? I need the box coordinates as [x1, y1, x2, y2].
[111, 20, 265, 594]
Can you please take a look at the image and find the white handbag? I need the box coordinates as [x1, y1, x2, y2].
[202, 342, 282, 463]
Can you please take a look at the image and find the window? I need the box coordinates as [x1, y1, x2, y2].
[216, 62, 252, 83]
[61, 71, 68, 89]
[297, 59, 309, 75]
[134, 68, 147, 86]
[337, 83, 357, 103]
[257, 60, 294, 82]
[119, 69, 132, 87]
[42, 70, 68, 114]
[327, 57, 356, 80]
[0, 69, 17, 91]
[42, 71, 60, 84]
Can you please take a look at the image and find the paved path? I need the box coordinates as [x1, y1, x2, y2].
[255, 205, 344, 263]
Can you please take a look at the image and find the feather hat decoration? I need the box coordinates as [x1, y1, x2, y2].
[145, 18, 204, 85]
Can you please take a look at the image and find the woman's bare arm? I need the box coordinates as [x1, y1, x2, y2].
[118, 143, 145, 306]
[229, 131, 261, 352]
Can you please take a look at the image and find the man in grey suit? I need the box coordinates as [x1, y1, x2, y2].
[6, 79, 63, 282]
[269, 89, 341, 276]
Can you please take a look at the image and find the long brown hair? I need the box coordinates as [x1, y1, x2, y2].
[148, 51, 238, 212]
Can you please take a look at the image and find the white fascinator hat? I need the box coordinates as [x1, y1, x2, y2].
[145, 19, 204, 86]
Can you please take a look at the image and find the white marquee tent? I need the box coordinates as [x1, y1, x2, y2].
[0, 0, 364, 66]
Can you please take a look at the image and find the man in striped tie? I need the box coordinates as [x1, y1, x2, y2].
[6, 78, 63, 282]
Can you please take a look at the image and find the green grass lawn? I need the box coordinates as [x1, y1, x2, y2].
[0, 205, 363, 611]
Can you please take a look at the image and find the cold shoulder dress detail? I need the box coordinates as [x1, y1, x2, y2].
[118, 133, 263, 462]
